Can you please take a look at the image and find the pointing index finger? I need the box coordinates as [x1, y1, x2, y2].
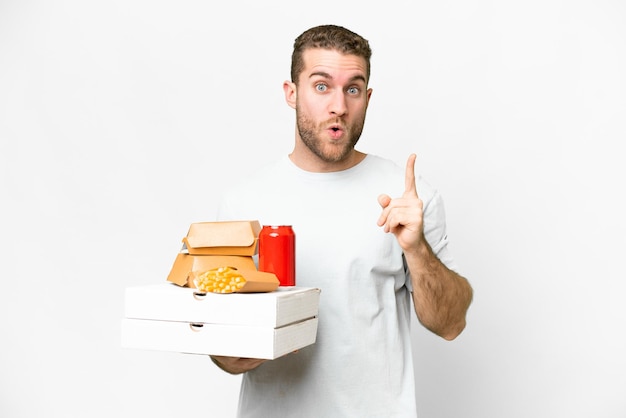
[404, 153, 418, 197]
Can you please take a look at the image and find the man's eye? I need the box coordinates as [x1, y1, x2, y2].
[347, 87, 360, 95]
[315, 84, 327, 92]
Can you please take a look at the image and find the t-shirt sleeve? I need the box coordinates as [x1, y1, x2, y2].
[405, 187, 459, 291]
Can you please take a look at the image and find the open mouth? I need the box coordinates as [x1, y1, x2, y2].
[328, 126, 343, 139]
[327, 123, 344, 139]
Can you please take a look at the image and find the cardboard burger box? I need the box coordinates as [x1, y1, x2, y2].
[167, 220, 279, 291]
[121, 284, 320, 359]
[183, 220, 261, 256]
[121, 220, 321, 359]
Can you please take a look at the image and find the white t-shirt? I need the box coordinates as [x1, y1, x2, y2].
[217, 154, 456, 418]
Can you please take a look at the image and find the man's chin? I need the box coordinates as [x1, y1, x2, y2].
[316, 146, 354, 164]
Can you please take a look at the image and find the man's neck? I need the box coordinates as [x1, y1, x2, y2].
[288, 148, 367, 173]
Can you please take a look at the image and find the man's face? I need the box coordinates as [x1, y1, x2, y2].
[293, 48, 372, 164]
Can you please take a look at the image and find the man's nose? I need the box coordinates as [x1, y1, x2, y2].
[329, 91, 348, 116]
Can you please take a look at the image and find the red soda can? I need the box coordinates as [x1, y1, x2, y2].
[259, 225, 296, 286]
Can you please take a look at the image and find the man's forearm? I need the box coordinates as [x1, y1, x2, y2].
[405, 241, 473, 340]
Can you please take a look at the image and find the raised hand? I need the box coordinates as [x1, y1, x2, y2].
[377, 153, 425, 251]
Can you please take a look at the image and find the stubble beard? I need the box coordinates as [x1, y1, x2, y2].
[296, 106, 365, 164]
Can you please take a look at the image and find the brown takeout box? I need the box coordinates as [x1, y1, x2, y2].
[167, 253, 256, 287]
[167, 220, 279, 292]
[190, 269, 280, 293]
[182, 220, 261, 256]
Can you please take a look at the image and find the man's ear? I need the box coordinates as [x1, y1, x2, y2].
[283, 80, 297, 109]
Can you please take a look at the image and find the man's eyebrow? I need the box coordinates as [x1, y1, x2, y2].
[308, 71, 367, 84]
[309, 71, 332, 79]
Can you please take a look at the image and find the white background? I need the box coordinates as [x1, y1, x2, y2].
[1, 1, 625, 417]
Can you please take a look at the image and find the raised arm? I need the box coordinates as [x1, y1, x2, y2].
[377, 154, 473, 340]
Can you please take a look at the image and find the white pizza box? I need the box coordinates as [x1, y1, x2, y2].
[124, 283, 320, 328]
[121, 317, 318, 359]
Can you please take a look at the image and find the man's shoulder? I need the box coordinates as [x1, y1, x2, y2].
[368, 154, 440, 204]
[364, 153, 401, 170]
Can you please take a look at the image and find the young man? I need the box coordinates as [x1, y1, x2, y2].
[212, 25, 473, 417]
